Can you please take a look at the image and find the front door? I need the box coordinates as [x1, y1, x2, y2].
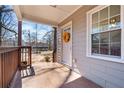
[62, 21, 72, 67]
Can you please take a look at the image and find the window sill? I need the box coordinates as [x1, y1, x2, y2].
[87, 54, 124, 64]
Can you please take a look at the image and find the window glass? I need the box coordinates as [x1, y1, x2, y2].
[110, 5, 120, 17]
[100, 19, 108, 31]
[100, 32, 109, 43]
[109, 15, 120, 29]
[100, 44, 109, 55]
[110, 30, 121, 43]
[100, 7, 108, 21]
[92, 12, 98, 24]
[110, 43, 121, 56]
[92, 44, 99, 54]
[92, 34, 100, 43]
[92, 23, 99, 33]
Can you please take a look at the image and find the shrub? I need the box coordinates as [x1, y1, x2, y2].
[44, 56, 50, 62]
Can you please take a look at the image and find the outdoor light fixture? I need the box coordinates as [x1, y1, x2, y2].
[109, 18, 117, 28]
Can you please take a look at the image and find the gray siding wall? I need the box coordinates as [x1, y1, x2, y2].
[58, 5, 124, 88]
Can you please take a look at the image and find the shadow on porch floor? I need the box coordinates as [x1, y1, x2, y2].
[20, 62, 101, 88]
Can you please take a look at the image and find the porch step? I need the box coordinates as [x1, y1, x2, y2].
[21, 67, 35, 78]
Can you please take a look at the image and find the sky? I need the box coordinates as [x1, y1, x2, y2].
[22, 20, 53, 42]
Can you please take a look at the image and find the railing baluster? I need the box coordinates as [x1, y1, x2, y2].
[20, 46, 32, 69]
[25, 48, 26, 63]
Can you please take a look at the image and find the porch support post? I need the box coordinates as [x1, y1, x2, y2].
[18, 21, 22, 47]
[53, 27, 57, 62]
[18, 21, 22, 68]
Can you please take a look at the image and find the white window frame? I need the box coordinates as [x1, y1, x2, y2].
[86, 5, 124, 63]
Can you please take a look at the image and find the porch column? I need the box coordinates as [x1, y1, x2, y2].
[53, 27, 57, 62]
[18, 21, 22, 68]
[18, 21, 22, 46]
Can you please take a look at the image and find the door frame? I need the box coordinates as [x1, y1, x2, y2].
[61, 21, 73, 68]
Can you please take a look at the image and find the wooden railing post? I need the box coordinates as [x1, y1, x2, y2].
[29, 47, 32, 67]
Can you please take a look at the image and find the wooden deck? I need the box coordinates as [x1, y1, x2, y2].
[20, 62, 101, 88]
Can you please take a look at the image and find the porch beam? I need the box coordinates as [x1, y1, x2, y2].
[23, 13, 58, 26]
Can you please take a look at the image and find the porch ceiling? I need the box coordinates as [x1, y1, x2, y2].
[14, 5, 82, 26]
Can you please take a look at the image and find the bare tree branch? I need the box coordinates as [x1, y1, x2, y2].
[1, 25, 17, 34]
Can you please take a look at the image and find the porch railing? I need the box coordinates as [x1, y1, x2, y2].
[0, 46, 32, 87]
[20, 46, 32, 69]
[0, 47, 19, 88]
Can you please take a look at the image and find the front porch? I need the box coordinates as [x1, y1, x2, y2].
[12, 60, 101, 88]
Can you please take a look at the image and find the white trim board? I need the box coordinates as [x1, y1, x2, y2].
[61, 21, 72, 29]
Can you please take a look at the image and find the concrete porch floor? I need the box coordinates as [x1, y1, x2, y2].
[21, 62, 101, 88]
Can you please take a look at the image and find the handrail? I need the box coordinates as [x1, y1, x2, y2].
[0, 47, 19, 53]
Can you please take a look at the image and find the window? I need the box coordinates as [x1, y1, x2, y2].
[87, 5, 124, 62]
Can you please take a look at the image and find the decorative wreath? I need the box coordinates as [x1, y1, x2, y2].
[63, 32, 70, 43]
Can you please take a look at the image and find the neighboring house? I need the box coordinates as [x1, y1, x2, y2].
[24, 41, 49, 51]
[1, 38, 17, 47]
[32, 42, 49, 52]
[12, 5, 124, 88]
